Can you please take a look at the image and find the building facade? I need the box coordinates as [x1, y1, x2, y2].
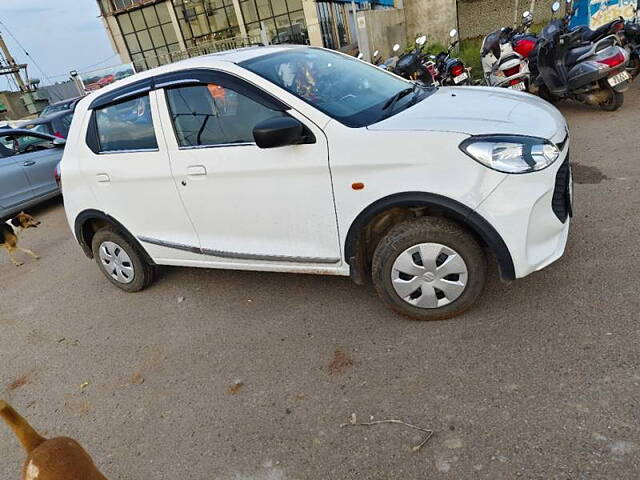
[97, 0, 394, 71]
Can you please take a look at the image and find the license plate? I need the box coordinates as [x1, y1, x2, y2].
[509, 82, 526, 91]
[453, 72, 468, 84]
[608, 70, 631, 86]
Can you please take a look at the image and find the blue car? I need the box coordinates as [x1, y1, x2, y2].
[0, 129, 65, 219]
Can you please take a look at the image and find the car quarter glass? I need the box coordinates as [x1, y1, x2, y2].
[94, 95, 158, 152]
[165, 83, 287, 147]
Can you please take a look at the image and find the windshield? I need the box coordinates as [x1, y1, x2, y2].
[241, 48, 432, 128]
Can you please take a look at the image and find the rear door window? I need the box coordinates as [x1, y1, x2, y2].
[94, 95, 158, 152]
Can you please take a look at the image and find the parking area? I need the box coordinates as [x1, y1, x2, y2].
[1, 86, 640, 479]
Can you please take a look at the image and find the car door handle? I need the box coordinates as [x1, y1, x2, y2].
[96, 173, 111, 183]
[23, 161, 36, 167]
[187, 165, 207, 177]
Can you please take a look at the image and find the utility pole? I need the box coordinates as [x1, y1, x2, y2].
[0, 31, 28, 92]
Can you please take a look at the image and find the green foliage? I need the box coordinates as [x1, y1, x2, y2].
[458, 37, 484, 81]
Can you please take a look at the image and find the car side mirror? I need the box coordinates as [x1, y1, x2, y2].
[253, 116, 313, 149]
[53, 137, 66, 146]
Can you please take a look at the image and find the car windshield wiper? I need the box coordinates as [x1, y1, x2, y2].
[382, 86, 415, 111]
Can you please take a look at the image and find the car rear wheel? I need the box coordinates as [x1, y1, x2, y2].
[91, 228, 154, 292]
[372, 217, 487, 321]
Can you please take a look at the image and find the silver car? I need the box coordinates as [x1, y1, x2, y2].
[0, 129, 65, 218]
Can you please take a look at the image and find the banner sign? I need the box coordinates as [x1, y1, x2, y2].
[78, 64, 136, 93]
[571, 0, 638, 29]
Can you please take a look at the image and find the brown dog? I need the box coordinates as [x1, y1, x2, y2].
[0, 400, 108, 480]
[1, 212, 41, 267]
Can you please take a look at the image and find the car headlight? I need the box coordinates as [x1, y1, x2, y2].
[459, 135, 560, 174]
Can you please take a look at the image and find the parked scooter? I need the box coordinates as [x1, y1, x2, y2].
[570, 5, 640, 78]
[532, 1, 631, 110]
[379, 44, 402, 71]
[481, 11, 537, 91]
[393, 35, 435, 85]
[430, 29, 472, 86]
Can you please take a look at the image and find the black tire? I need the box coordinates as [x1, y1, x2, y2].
[372, 217, 487, 321]
[600, 90, 624, 111]
[91, 228, 155, 292]
[628, 55, 640, 79]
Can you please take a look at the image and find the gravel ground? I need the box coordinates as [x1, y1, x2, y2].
[1, 86, 639, 479]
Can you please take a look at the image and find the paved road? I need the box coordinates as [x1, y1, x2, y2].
[1, 87, 640, 480]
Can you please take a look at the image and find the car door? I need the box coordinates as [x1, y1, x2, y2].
[82, 85, 199, 259]
[154, 69, 341, 265]
[0, 147, 33, 215]
[13, 134, 63, 197]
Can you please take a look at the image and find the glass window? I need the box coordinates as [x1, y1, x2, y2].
[165, 84, 286, 147]
[272, 0, 287, 16]
[156, 3, 172, 24]
[137, 30, 154, 51]
[149, 25, 165, 48]
[288, 10, 308, 44]
[242, 49, 433, 128]
[287, 0, 302, 11]
[241, 1, 259, 24]
[130, 9, 146, 31]
[118, 14, 134, 35]
[59, 113, 73, 136]
[226, 6, 238, 27]
[143, 6, 160, 27]
[124, 33, 141, 53]
[95, 96, 158, 152]
[0, 133, 53, 153]
[162, 23, 178, 44]
[209, 8, 229, 31]
[256, 0, 272, 19]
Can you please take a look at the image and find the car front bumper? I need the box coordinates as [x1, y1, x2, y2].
[474, 146, 572, 279]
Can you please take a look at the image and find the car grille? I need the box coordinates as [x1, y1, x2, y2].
[552, 155, 572, 223]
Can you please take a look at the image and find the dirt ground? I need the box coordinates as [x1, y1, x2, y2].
[1, 86, 639, 479]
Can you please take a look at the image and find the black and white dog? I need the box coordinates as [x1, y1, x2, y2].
[1, 212, 41, 267]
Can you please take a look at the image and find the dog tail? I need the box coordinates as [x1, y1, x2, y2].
[0, 400, 46, 454]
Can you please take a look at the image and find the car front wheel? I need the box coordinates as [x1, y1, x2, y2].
[91, 228, 155, 292]
[372, 217, 487, 321]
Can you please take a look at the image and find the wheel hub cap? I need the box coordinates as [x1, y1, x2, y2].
[391, 243, 468, 309]
[99, 241, 135, 284]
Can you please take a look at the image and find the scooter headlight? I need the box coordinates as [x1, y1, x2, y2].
[459, 135, 560, 174]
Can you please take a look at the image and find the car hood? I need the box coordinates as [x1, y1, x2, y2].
[368, 86, 567, 143]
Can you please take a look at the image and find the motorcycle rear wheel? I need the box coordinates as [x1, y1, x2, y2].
[600, 91, 624, 111]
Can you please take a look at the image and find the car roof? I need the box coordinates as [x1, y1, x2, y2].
[0, 128, 56, 140]
[21, 110, 73, 126]
[82, 45, 308, 106]
[48, 96, 82, 107]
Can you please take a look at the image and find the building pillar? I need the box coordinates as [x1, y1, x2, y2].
[103, 15, 131, 64]
[302, 0, 324, 47]
[167, 1, 188, 52]
[231, 0, 249, 41]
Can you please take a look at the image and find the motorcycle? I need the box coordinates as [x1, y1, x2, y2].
[430, 29, 472, 86]
[532, 1, 631, 111]
[393, 35, 435, 85]
[481, 10, 537, 91]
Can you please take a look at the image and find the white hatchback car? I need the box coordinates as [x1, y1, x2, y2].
[62, 46, 572, 321]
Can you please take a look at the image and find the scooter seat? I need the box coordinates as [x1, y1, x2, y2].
[566, 45, 592, 66]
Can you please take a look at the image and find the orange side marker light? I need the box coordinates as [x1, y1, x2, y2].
[352, 182, 365, 191]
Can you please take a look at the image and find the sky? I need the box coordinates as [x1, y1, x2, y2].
[0, 0, 118, 91]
